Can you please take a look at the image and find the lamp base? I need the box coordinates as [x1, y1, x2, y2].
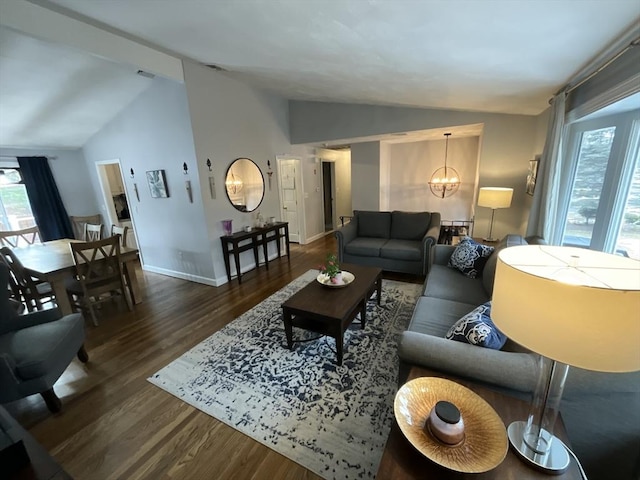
[507, 421, 570, 475]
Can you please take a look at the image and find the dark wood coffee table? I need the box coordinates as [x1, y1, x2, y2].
[376, 366, 582, 479]
[281, 263, 382, 365]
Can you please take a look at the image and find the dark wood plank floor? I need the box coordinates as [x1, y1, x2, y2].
[6, 234, 423, 479]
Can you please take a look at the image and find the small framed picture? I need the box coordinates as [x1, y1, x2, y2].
[146, 169, 169, 198]
[526, 156, 540, 196]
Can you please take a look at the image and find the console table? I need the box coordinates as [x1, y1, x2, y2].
[220, 222, 290, 284]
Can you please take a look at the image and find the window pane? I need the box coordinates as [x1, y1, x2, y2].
[0, 183, 36, 230]
[562, 127, 616, 248]
[615, 151, 640, 260]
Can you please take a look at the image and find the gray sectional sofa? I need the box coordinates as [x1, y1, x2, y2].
[398, 234, 640, 480]
[334, 210, 441, 275]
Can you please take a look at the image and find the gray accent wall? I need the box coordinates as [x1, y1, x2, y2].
[290, 101, 542, 239]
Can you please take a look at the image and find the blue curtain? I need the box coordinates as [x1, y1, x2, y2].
[17, 156, 74, 241]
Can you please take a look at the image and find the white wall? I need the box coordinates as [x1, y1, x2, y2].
[0, 147, 98, 216]
[82, 76, 214, 283]
[182, 61, 310, 279]
[290, 101, 541, 238]
[388, 136, 479, 220]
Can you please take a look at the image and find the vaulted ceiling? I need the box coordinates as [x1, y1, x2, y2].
[1, 0, 639, 148]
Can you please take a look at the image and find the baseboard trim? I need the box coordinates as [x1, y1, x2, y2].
[141, 265, 220, 286]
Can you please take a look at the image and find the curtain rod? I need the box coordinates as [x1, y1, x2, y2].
[0, 155, 58, 161]
[552, 27, 640, 100]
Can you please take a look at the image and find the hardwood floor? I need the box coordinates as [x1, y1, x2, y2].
[6, 234, 423, 479]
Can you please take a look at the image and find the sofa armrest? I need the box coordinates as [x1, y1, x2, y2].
[0, 353, 19, 392]
[433, 245, 456, 266]
[334, 221, 358, 262]
[398, 331, 539, 393]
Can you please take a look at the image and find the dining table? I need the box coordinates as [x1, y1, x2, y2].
[13, 238, 142, 316]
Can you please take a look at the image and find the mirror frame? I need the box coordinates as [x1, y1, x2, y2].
[224, 158, 265, 212]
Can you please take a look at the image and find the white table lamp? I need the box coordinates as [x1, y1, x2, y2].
[477, 187, 513, 242]
[492, 245, 640, 473]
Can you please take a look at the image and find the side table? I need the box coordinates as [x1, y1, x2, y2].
[376, 366, 582, 479]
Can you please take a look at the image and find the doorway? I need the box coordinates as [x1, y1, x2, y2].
[277, 156, 304, 243]
[95, 160, 138, 249]
[322, 161, 335, 232]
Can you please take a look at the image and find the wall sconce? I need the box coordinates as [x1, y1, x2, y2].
[130, 168, 135, 178]
[185, 180, 193, 203]
[183, 162, 188, 175]
[428, 133, 460, 198]
[267, 159, 273, 191]
[206, 158, 212, 171]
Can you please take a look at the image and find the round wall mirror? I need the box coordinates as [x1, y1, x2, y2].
[225, 158, 264, 212]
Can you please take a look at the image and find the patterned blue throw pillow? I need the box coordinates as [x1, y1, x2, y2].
[448, 237, 495, 278]
[445, 302, 507, 350]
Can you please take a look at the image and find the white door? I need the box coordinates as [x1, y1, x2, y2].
[278, 158, 302, 243]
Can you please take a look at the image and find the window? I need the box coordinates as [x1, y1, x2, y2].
[0, 168, 36, 231]
[559, 106, 640, 259]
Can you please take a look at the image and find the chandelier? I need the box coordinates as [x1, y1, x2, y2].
[225, 171, 243, 194]
[428, 132, 460, 198]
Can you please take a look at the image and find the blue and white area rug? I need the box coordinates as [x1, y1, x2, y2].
[148, 270, 422, 479]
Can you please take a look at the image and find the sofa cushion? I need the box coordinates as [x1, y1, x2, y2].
[445, 301, 507, 350]
[448, 237, 494, 278]
[390, 211, 431, 240]
[344, 237, 387, 257]
[423, 264, 491, 305]
[407, 297, 478, 337]
[380, 239, 422, 261]
[355, 211, 391, 238]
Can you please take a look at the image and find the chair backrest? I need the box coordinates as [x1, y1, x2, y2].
[84, 223, 103, 241]
[70, 236, 123, 297]
[70, 214, 103, 240]
[111, 225, 129, 248]
[0, 226, 41, 248]
[0, 246, 39, 298]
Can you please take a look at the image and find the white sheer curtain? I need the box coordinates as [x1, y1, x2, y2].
[525, 92, 566, 244]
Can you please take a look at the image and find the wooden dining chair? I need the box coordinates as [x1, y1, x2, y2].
[69, 214, 103, 240]
[66, 236, 131, 326]
[111, 224, 129, 248]
[0, 246, 55, 312]
[0, 226, 42, 248]
[84, 223, 103, 242]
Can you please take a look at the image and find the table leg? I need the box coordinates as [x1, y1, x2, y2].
[49, 277, 72, 316]
[261, 233, 269, 270]
[284, 224, 290, 260]
[123, 259, 142, 304]
[233, 244, 242, 285]
[221, 240, 232, 283]
[335, 329, 344, 366]
[283, 309, 294, 349]
[360, 300, 366, 329]
[376, 275, 382, 306]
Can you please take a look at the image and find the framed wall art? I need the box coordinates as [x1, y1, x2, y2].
[526, 156, 540, 196]
[146, 169, 169, 198]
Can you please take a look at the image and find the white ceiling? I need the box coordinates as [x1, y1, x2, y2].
[1, 0, 639, 148]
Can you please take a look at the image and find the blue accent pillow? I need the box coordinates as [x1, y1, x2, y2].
[448, 236, 495, 278]
[445, 302, 507, 350]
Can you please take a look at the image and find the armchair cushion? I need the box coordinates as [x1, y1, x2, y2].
[0, 314, 83, 379]
[380, 239, 422, 261]
[390, 211, 431, 240]
[344, 237, 387, 257]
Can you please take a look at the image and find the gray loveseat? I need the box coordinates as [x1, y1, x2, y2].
[397, 234, 640, 480]
[334, 210, 441, 275]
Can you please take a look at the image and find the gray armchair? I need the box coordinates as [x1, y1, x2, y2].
[0, 263, 87, 412]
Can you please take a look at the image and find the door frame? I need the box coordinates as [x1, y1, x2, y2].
[276, 155, 306, 244]
[95, 159, 140, 254]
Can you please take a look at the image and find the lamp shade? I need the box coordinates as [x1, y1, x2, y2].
[477, 187, 513, 209]
[492, 245, 640, 372]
